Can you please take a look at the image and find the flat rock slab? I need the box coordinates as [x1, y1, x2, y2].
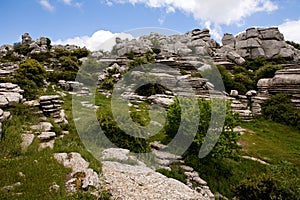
[37, 132, 56, 141]
[102, 161, 209, 200]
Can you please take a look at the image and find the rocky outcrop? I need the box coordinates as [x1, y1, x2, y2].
[113, 29, 217, 57]
[256, 66, 300, 110]
[54, 152, 102, 196]
[0, 63, 18, 77]
[0, 83, 23, 107]
[101, 147, 214, 200]
[22, 33, 32, 45]
[39, 95, 67, 123]
[221, 27, 300, 60]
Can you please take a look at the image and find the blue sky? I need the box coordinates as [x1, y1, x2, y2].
[1, 0, 300, 51]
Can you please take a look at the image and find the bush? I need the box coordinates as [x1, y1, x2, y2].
[15, 59, 47, 87]
[261, 93, 300, 129]
[135, 83, 167, 97]
[71, 47, 90, 59]
[164, 98, 240, 159]
[15, 59, 47, 99]
[48, 71, 77, 83]
[234, 163, 300, 200]
[13, 44, 32, 56]
[59, 56, 80, 72]
[254, 64, 282, 82]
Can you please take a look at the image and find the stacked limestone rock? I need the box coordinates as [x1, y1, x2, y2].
[0, 63, 18, 77]
[254, 66, 300, 112]
[220, 27, 300, 61]
[0, 83, 23, 107]
[39, 95, 67, 123]
[114, 28, 218, 57]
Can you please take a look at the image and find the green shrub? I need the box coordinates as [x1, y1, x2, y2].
[234, 162, 300, 200]
[14, 59, 47, 99]
[261, 93, 300, 129]
[71, 47, 90, 59]
[59, 56, 80, 72]
[254, 64, 282, 82]
[157, 164, 186, 183]
[135, 83, 167, 97]
[164, 98, 240, 159]
[13, 44, 32, 56]
[48, 71, 77, 83]
[286, 41, 300, 50]
[30, 52, 53, 62]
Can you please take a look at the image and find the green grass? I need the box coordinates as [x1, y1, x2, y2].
[240, 119, 300, 165]
[0, 92, 108, 199]
[183, 118, 300, 198]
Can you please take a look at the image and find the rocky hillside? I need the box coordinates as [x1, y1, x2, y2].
[0, 27, 299, 200]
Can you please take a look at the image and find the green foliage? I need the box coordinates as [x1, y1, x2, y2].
[48, 71, 77, 82]
[152, 47, 161, 54]
[234, 163, 300, 200]
[30, 52, 53, 62]
[1, 50, 21, 62]
[14, 59, 47, 99]
[261, 93, 300, 129]
[54, 48, 71, 58]
[71, 47, 90, 59]
[135, 83, 167, 97]
[59, 56, 80, 72]
[243, 58, 269, 71]
[287, 40, 300, 50]
[180, 69, 188, 75]
[129, 51, 155, 69]
[96, 94, 150, 153]
[254, 64, 282, 82]
[13, 44, 31, 56]
[156, 164, 187, 183]
[164, 98, 240, 159]
[46, 37, 52, 50]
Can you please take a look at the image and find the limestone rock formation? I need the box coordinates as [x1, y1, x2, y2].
[0, 83, 23, 107]
[221, 27, 300, 60]
[54, 152, 102, 195]
[101, 147, 214, 200]
[39, 95, 67, 123]
[256, 66, 300, 110]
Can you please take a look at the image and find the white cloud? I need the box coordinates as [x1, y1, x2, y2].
[53, 30, 133, 51]
[279, 19, 300, 43]
[38, 0, 54, 11]
[110, 0, 277, 25]
[61, 0, 72, 5]
[108, 0, 278, 40]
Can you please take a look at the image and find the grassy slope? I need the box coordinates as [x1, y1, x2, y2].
[196, 118, 300, 198]
[0, 94, 105, 200]
[240, 119, 300, 166]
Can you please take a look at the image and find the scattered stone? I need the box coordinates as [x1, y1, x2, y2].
[242, 156, 270, 165]
[37, 132, 56, 141]
[21, 133, 35, 150]
[39, 140, 55, 150]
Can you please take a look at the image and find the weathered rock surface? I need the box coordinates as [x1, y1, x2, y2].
[39, 95, 67, 123]
[221, 27, 300, 60]
[54, 152, 102, 195]
[101, 147, 214, 200]
[0, 83, 23, 107]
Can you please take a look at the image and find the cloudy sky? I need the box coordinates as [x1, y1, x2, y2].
[1, 0, 300, 51]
